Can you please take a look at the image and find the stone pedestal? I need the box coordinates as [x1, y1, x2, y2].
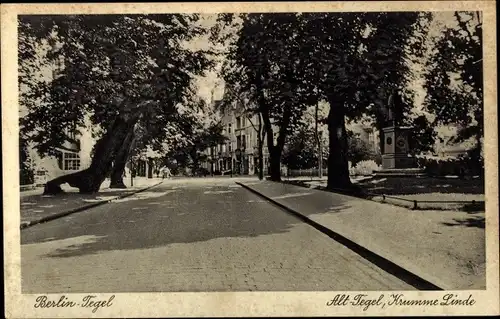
[375, 126, 425, 177]
[381, 126, 416, 169]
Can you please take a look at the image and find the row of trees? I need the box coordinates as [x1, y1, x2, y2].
[19, 12, 483, 193]
[220, 11, 483, 190]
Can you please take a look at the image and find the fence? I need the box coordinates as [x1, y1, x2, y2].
[366, 193, 484, 211]
[287, 168, 328, 178]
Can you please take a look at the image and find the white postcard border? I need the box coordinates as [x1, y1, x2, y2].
[2, 1, 498, 317]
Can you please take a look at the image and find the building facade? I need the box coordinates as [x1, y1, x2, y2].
[201, 100, 271, 176]
[24, 114, 96, 186]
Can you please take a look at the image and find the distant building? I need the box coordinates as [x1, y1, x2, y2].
[201, 99, 273, 176]
[346, 119, 380, 154]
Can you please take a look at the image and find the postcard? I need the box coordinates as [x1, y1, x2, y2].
[2, 1, 498, 317]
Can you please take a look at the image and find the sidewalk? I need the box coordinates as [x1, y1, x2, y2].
[20, 177, 162, 229]
[238, 181, 486, 290]
[286, 176, 485, 211]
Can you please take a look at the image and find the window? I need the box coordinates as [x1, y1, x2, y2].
[228, 124, 232, 134]
[236, 117, 241, 129]
[236, 136, 241, 149]
[63, 152, 80, 171]
[228, 143, 232, 152]
[242, 135, 246, 149]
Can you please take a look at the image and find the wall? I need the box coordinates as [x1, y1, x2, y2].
[26, 113, 97, 183]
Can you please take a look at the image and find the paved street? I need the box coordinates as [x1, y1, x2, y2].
[21, 178, 413, 293]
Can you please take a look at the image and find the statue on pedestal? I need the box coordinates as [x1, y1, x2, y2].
[385, 91, 404, 127]
[380, 91, 416, 170]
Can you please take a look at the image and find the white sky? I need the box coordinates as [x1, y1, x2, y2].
[186, 14, 233, 104]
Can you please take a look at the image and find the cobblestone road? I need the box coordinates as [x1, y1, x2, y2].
[21, 178, 414, 293]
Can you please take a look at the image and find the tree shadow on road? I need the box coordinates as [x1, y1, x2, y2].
[441, 216, 485, 229]
[22, 185, 350, 258]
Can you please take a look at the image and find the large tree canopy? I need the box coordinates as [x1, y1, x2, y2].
[19, 14, 218, 193]
[424, 12, 483, 155]
[20, 14, 212, 154]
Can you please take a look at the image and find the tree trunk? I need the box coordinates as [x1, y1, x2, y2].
[109, 128, 135, 188]
[263, 126, 280, 181]
[315, 101, 323, 178]
[326, 97, 353, 190]
[258, 139, 264, 180]
[261, 106, 291, 182]
[147, 158, 154, 178]
[254, 71, 293, 182]
[44, 114, 138, 195]
[269, 147, 282, 181]
[261, 109, 278, 181]
[318, 133, 324, 172]
[190, 149, 200, 176]
[257, 114, 265, 180]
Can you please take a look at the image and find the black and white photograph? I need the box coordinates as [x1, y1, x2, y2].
[2, 1, 498, 317]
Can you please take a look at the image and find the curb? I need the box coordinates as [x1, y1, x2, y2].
[20, 181, 163, 230]
[237, 181, 444, 291]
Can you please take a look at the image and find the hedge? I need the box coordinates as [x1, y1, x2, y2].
[416, 155, 484, 177]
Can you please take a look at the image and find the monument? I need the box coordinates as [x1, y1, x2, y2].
[375, 91, 425, 177]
